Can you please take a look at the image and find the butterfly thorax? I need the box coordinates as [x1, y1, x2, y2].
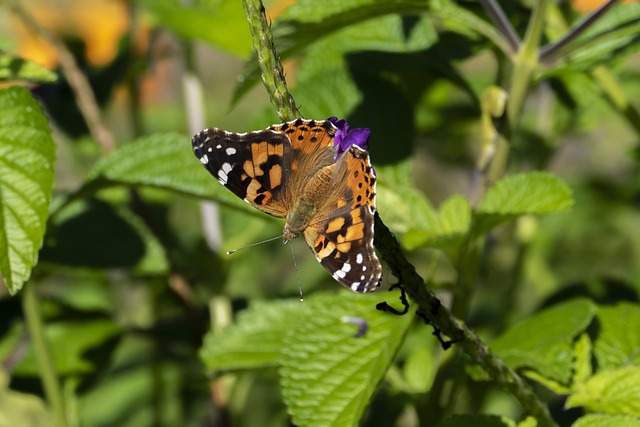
[283, 164, 334, 243]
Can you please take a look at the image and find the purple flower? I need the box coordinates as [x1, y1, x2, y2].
[327, 116, 371, 158]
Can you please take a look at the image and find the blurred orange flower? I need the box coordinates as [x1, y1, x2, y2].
[572, 0, 638, 13]
[11, 0, 144, 69]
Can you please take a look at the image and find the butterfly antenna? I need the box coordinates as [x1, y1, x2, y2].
[290, 243, 304, 302]
[226, 235, 283, 255]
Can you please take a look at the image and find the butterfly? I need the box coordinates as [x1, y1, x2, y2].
[191, 118, 382, 293]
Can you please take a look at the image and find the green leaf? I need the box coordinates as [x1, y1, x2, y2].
[438, 414, 515, 427]
[280, 291, 414, 427]
[572, 414, 640, 427]
[428, 0, 511, 54]
[0, 54, 57, 83]
[403, 195, 471, 255]
[87, 133, 259, 215]
[0, 87, 56, 294]
[594, 302, 640, 370]
[567, 366, 640, 416]
[573, 333, 593, 386]
[142, 0, 251, 57]
[200, 299, 302, 372]
[545, 3, 640, 71]
[290, 45, 361, 120]
[0, 370, 51, 427]
[376, 160, 438, 235]
[491, 298, 596, 384]
[232, 0, 431, 105]
[41, 197, 168, 274]
[13, 320, 121, 376]
[476, 172, 574, 233]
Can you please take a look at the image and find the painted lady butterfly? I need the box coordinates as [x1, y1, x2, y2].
[191, 118, 382, 293]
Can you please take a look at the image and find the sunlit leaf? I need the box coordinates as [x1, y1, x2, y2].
[567, 366, 640, 416]
[0, 87, 56, 294]
[594, 302, 640, 370]
[476, 172, 574, 233]
[0, 54, 57, 83]
[280, 291, 414, 427]
[572, 414, 640, 427]
[143, 0, 252, 56]
[403, 195, 471, 255]
[491, 298, 596, 384]
[87, 133, 260, 216]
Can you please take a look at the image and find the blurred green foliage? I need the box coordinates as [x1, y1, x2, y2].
[0, 0, 639, 426]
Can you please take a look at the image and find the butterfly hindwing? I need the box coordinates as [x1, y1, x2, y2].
[303, 145, 381, 293]
[192, 128, 292, 217]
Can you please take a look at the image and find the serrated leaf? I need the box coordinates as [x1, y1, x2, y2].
[491, 298, 596, 385]
[0, 87, 56, 294]
[403, 195, 471, 255]
[594, 302, 640, 370]
[573, 333, 593, 385]
[475, 172, 574, 233]
[567, 366, 640, 416]
[142, 0, 251, 57]
[572, 414, 640, 427]
[200, 300, 302, 372]
[87, 133, 259, 215]
[0, 54, 57, 83]
[280, 291, 414, 427]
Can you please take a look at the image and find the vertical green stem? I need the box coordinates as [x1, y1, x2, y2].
[489, 0, 549, 183]
[241, 0, 300, 121]
[22, 282, 68, 427]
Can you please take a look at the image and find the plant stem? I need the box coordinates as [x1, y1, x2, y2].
[242, 0, 557, 425]
[9, 1, 115, 153]
[478, 0, 521, 53]
[539, 0, 620, 64]
[545, 2, 640, 136]
[488, 0, 549, 182]
[22, 283, 68, 427]
[241, 0, 300, 121]
[373, 216, 557, 427]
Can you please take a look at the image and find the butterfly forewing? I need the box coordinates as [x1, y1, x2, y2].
[192, 128, 292, 217]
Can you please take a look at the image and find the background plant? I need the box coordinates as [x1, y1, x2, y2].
[0, 0, 639, 426]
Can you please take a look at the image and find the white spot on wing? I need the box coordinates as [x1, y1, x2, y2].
[218, 162, 233, 184]
[350, 282, 361, 291]
[199, 154, 209, 165]
[356, 254, 363, 264]
[216, 144, 222, 149]
[226, 147, 236, 155]
[334, 270, 346, 279]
